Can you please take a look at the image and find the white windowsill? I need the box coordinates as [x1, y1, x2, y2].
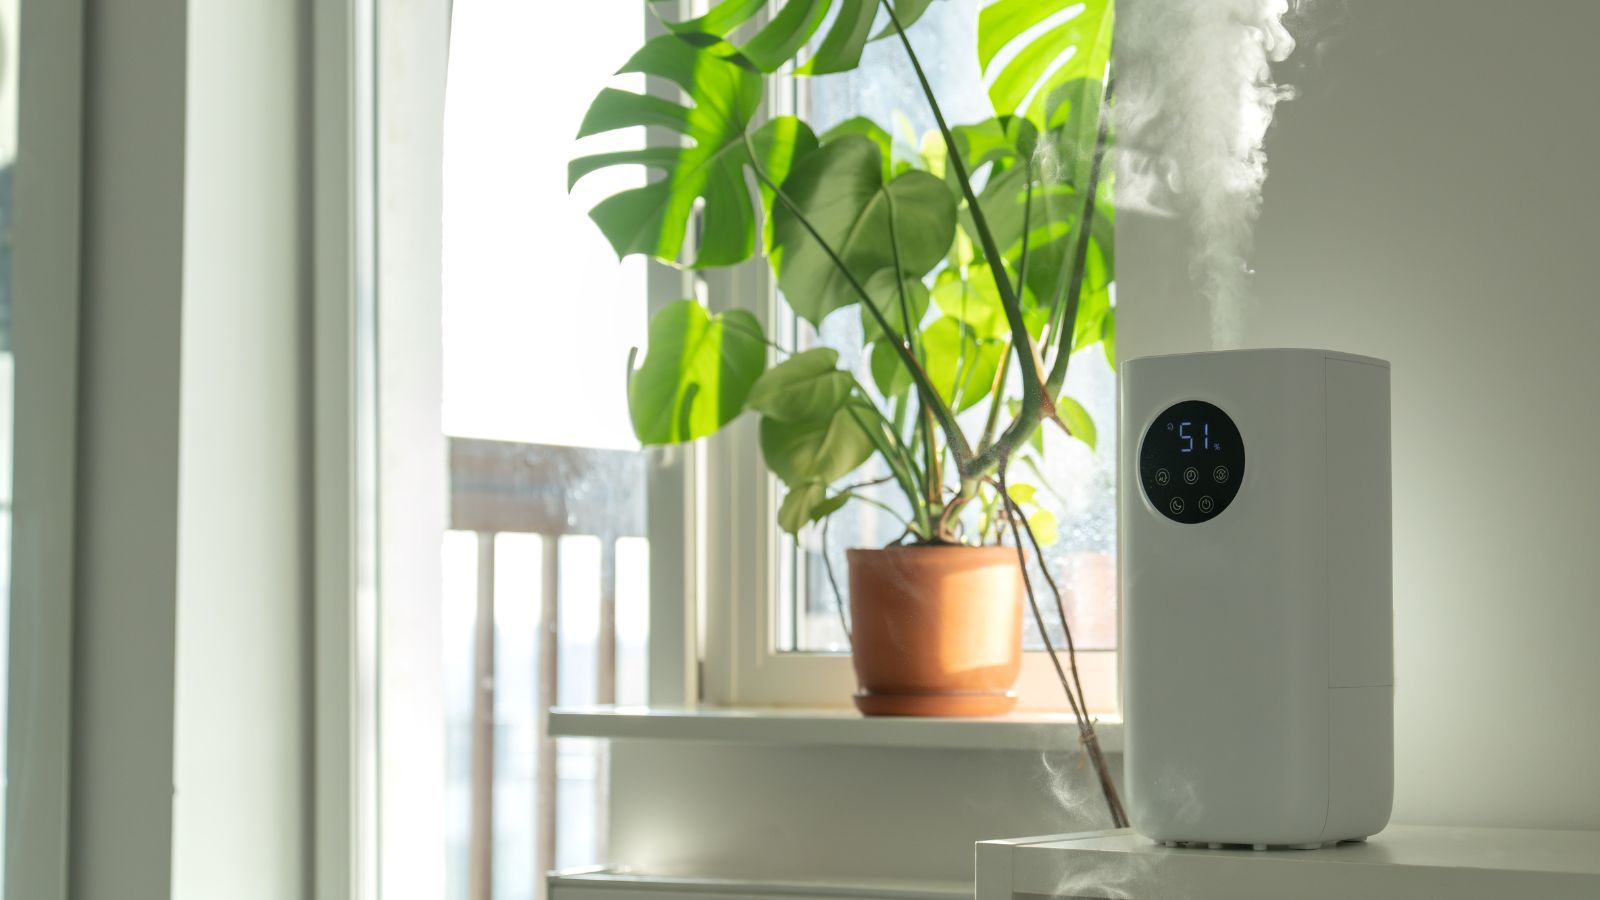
[550, 868, 969, 900]
[548, 704, 1123, 753]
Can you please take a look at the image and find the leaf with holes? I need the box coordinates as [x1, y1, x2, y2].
[629, 300, 768, 444]
[569, 35, 816, 269]
[978, 0, 1112, 127]
[649, 0, 938, 75]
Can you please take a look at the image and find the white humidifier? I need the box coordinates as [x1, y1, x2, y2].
[1121, 348, 1393, 849]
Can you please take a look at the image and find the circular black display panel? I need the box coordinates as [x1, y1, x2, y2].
[1138, 400, 1246, 524]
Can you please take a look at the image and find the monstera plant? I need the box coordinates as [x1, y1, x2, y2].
[570, 0, 1125, 826]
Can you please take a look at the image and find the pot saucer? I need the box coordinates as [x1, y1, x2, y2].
[853, 690, 1017, 717]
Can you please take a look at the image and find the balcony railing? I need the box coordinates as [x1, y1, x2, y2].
[448, 436, 645, 900]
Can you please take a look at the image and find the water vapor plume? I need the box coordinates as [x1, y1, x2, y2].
[1039, 750, 1150, 898]
[1116, 0, 1304, 349]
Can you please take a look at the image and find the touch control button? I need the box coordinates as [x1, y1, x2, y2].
[1213, 465, 1229, 484]
[1168, 497, 1185, 515]
[1155, 468, 1171, 486]
[1183, 467, 1199, 485]
[1198, 496, 1215, 514]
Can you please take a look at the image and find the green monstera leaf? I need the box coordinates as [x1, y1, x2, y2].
[759, 401, 876, 486]
[869, 340, 914, 398]
[649, 0, 938, 74]
[946, 117, 1112, 357]
[628, 300, 768, 444]
[860, 270, 930, 344]
[569, 35, 816, 269]
[771, 135, 956, 326]
[921, 317, 1003, 413]
[931, 264, 1020, 341]
[978, 0, 1112, 127]
[746, 348, 855, 423]
[820, 117, 895, 181]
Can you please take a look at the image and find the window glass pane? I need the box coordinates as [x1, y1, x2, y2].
[436, 1, 647, 897]
[442, 0, 646, 451]
[776, 0, 1118, 654]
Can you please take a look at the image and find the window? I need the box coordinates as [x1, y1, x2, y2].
[437, 1, 654, 897]
[352, 0, 683, 892]
[352, 1, 1118, 897]
[702, 0, 1121, 712]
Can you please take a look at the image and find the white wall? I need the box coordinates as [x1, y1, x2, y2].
[72, 0, 312, 896]
[608, 741, 1114, 886]
[1116, 2, 1600, 829]
[171, 0, 309, 897]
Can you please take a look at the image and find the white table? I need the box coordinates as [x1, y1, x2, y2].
[976, 825, 1600, 899]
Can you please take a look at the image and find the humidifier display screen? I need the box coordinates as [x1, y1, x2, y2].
[1138, 400, 1246, 524]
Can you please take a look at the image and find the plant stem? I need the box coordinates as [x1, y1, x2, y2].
[997, 458, 1128, 828]
[886, 187, 945, 527]
[821, 516, 852, 645]
[882, 1, 1050, 481]
[973, 157, 1033, 456]
[1016, 155, 1035, 310]
[846, 401, 929, 537]
[977, 342, 1013, 454]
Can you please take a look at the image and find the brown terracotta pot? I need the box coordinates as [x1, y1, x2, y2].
[847, 545, 1024, 717]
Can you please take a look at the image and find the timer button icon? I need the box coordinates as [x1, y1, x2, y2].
[1168, 497, 1186, 515]
[1212, 465, 1229, 484]
[1154, 468, 1171, 487]
[1183, 467, 1200, 485]
[1198, 496, 1215, 514]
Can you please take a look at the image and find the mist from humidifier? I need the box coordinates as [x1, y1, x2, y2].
[1117, 0, 1302, 349]
[1040, 750, 1154, 899]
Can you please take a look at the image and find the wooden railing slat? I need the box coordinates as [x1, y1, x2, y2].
[469, 533, 497, 900]
[536, 535, 561, 900]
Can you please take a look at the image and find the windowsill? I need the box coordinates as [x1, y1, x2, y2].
[548, 704, 1123, 753]
[550, 867, 970, 899]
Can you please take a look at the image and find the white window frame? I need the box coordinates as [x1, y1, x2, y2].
[686, 8, 1121, 715]
[313, 0, 452, 898]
